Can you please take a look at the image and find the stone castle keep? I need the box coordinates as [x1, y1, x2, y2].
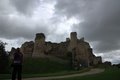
[20, 32, 102, 67]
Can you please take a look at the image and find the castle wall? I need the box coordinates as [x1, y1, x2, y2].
[45, 42, 69, 59]
[75, 42, 89, 67]
[32, 33, 46, 57]
[19, 32, 102, 67]
[88, 48, 95, 65]
[20, 41, 34, 57]
[93, 56, 102, 65]
[70, 32, 77, 49]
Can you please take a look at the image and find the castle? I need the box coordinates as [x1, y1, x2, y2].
[20, 32, 102, 67]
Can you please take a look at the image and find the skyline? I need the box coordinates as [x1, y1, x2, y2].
[0, 0, 120, 64]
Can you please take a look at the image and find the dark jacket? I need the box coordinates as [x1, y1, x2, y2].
[12, 52, 23, 66]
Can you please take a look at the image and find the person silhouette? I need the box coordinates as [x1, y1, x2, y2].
[11, 48, 23, 80]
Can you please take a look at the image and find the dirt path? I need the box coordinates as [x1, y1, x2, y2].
[23, 68, 104, 80]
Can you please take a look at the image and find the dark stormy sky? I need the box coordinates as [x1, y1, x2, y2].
[0, 0, 120, 64]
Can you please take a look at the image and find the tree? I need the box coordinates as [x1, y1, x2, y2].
[0, 40, 9, 73]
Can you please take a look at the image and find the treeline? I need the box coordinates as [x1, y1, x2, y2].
[0, 41, 10, 73]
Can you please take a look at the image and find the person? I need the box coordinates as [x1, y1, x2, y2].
[11, 48, 23, 80]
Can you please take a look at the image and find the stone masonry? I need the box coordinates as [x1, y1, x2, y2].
[20, 32, 102, 67]
[32, 33, 46, 57]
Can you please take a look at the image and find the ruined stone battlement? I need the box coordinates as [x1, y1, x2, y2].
[35, 33, 45, 40]
[19, 32, 102, 67]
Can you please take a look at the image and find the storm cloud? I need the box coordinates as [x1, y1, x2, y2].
[0, 0, 120, 63]
[10, 0, 40, 15]
[0, 0, 55, 40]
[55, 0, 120, 53]
[54, 0, 120, 63]
[0, 14, 50, 39]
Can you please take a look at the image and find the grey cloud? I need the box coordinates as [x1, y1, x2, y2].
[55, 0, 120, 53]
[100, 51, 120, 64]
[0, 0, 15, 14]
[0, 0, 69, 51]
[10, 0, 40, 15]
[0, 0, 120, 63]
[0, 15, 51, 40]
[55, 0, 98, 18]
[0, 0, 56, 40]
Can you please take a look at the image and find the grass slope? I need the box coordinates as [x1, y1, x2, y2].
[0, 57, 70, 79]
[22, 57, 70, 74]
[1, 57, 120, 80]
[53, 67, 120, 80]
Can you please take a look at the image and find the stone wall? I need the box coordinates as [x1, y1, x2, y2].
[93, 56, 102, 65]
[21, 41, 34, 57]
[45, 42, 69, 59]
[19, 32, 102, 67]
[32, 33, 46, 57]
[69, 32, 77, 49]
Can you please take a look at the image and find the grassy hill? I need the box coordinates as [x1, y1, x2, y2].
[22, 57, 70, 74]
[1, 57, 120, 80]
[53, 67, 120, 80]
[0, 57, 70, 79]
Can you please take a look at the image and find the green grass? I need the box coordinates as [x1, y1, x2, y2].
[1, 57, 120, 80]
[22, 57, 70, 74]
[0, 57, 71, 79]
[1, 68, 120, 80]
[0, 68, 90, 80]
[52, 67, 120, 80]
[22, 68, 90, 78]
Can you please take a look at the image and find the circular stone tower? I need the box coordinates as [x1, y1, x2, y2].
[32, 33, 46, 57]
